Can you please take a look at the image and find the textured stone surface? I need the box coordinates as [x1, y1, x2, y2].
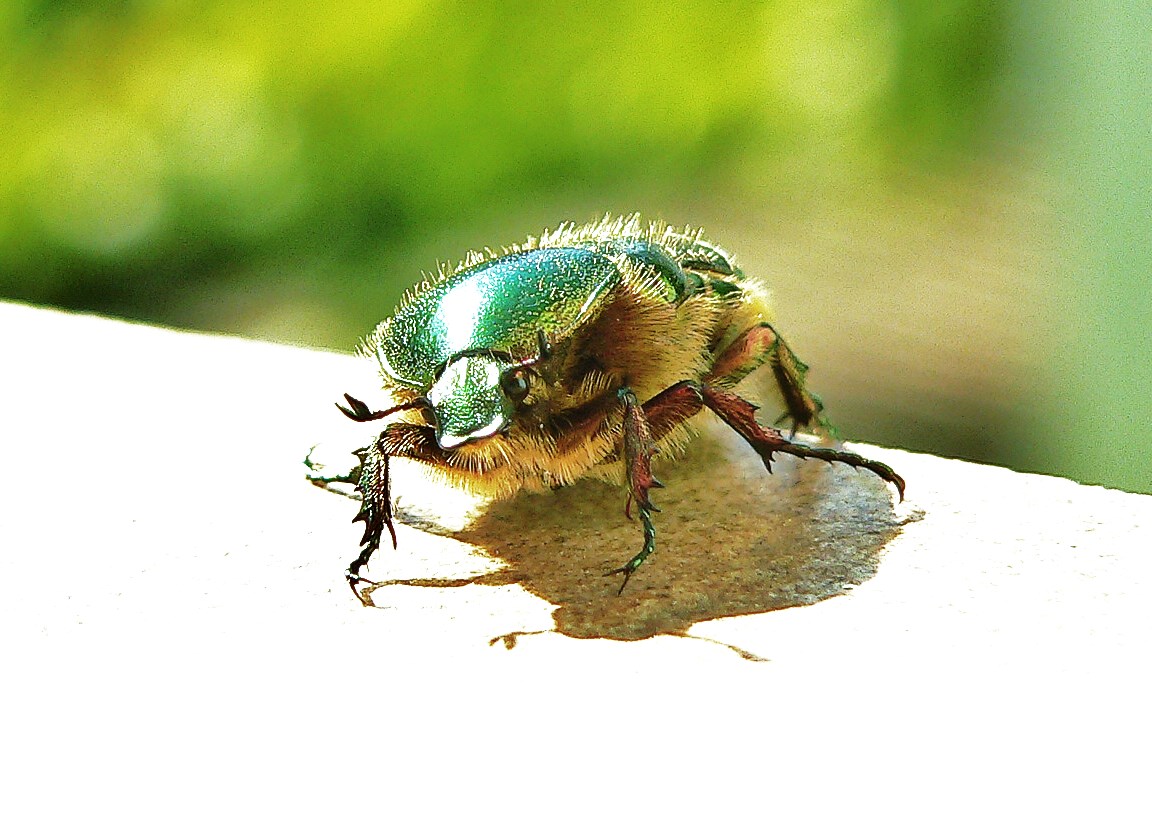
[2, 301, 1148, 833]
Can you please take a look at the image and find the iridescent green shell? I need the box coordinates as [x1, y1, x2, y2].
[374, 246, 621, 388]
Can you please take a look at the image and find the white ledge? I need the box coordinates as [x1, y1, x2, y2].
[3, 300, 1148, 833]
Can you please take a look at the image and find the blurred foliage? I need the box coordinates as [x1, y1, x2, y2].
[3, 1, 1149, 492]
[0, 0, 1002, 322]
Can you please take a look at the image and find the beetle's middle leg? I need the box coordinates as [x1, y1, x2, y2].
[604, 388, 662, 593]
[604, 382, 709, 593]
[706, 323, 829, 436]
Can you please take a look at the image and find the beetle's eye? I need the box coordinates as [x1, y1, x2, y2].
[500, 367, 531, 402]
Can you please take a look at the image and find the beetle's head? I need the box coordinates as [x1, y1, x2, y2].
[426, 352, 533, 449]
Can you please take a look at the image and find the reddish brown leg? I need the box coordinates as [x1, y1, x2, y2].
[641, 379, 706, 441]
[706, 323, 826, 435]
[605, 381, 711, 592]
[605, 388, 661, 593]
[701, 386, 905, 499]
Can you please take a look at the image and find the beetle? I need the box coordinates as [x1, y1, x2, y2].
[310, 215, 904, 604]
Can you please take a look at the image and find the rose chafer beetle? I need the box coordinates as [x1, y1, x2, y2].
[311, 215, 904, 604]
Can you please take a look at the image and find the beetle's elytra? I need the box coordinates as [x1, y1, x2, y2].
[309, 215, 904, 603]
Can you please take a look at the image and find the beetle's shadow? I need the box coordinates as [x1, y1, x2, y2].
[384, 428, 910, 643]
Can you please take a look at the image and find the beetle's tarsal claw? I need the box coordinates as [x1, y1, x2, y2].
[604, 562, 638, 595]
[346, 569, 375, 607]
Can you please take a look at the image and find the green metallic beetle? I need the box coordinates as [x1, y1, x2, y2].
[310, 215, 904, 604]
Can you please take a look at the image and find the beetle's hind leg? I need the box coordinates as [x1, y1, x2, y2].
[706, 323, 830, 437]
[701, 386, 905, 500]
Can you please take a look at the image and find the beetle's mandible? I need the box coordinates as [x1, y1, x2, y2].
[309, 215, 904, 604]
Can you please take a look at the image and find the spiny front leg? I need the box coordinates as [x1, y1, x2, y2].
[701, 386, 905, 500]
[706, 323, 828, 436]
[323, 393, 443, 604]
[604, 388, 663, 593]
[346, 436, 395, 605]
[345, 422, 447, 605]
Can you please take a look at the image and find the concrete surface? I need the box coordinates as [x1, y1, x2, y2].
[2, 301, 1148, 834]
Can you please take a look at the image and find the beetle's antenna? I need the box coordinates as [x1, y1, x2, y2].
[337, 393, 428, 423]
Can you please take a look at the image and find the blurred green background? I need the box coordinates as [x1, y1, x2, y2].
[2, 0, 1149, 492]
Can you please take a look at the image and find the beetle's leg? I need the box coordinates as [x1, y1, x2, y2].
[605, 382, 713, 591]
[705, 323, 829, 437]
[344, 436, 396, 604]
[304, 445, 362, 496]
[344, 422, 448, 605]
[320, 394, 438, 604]
[620, 379, 707, 518]
[605, 505, 657, 595]
[701, 385, 905, 500]
[604, 388, 665, 593]
[641, 379, 706, 441]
